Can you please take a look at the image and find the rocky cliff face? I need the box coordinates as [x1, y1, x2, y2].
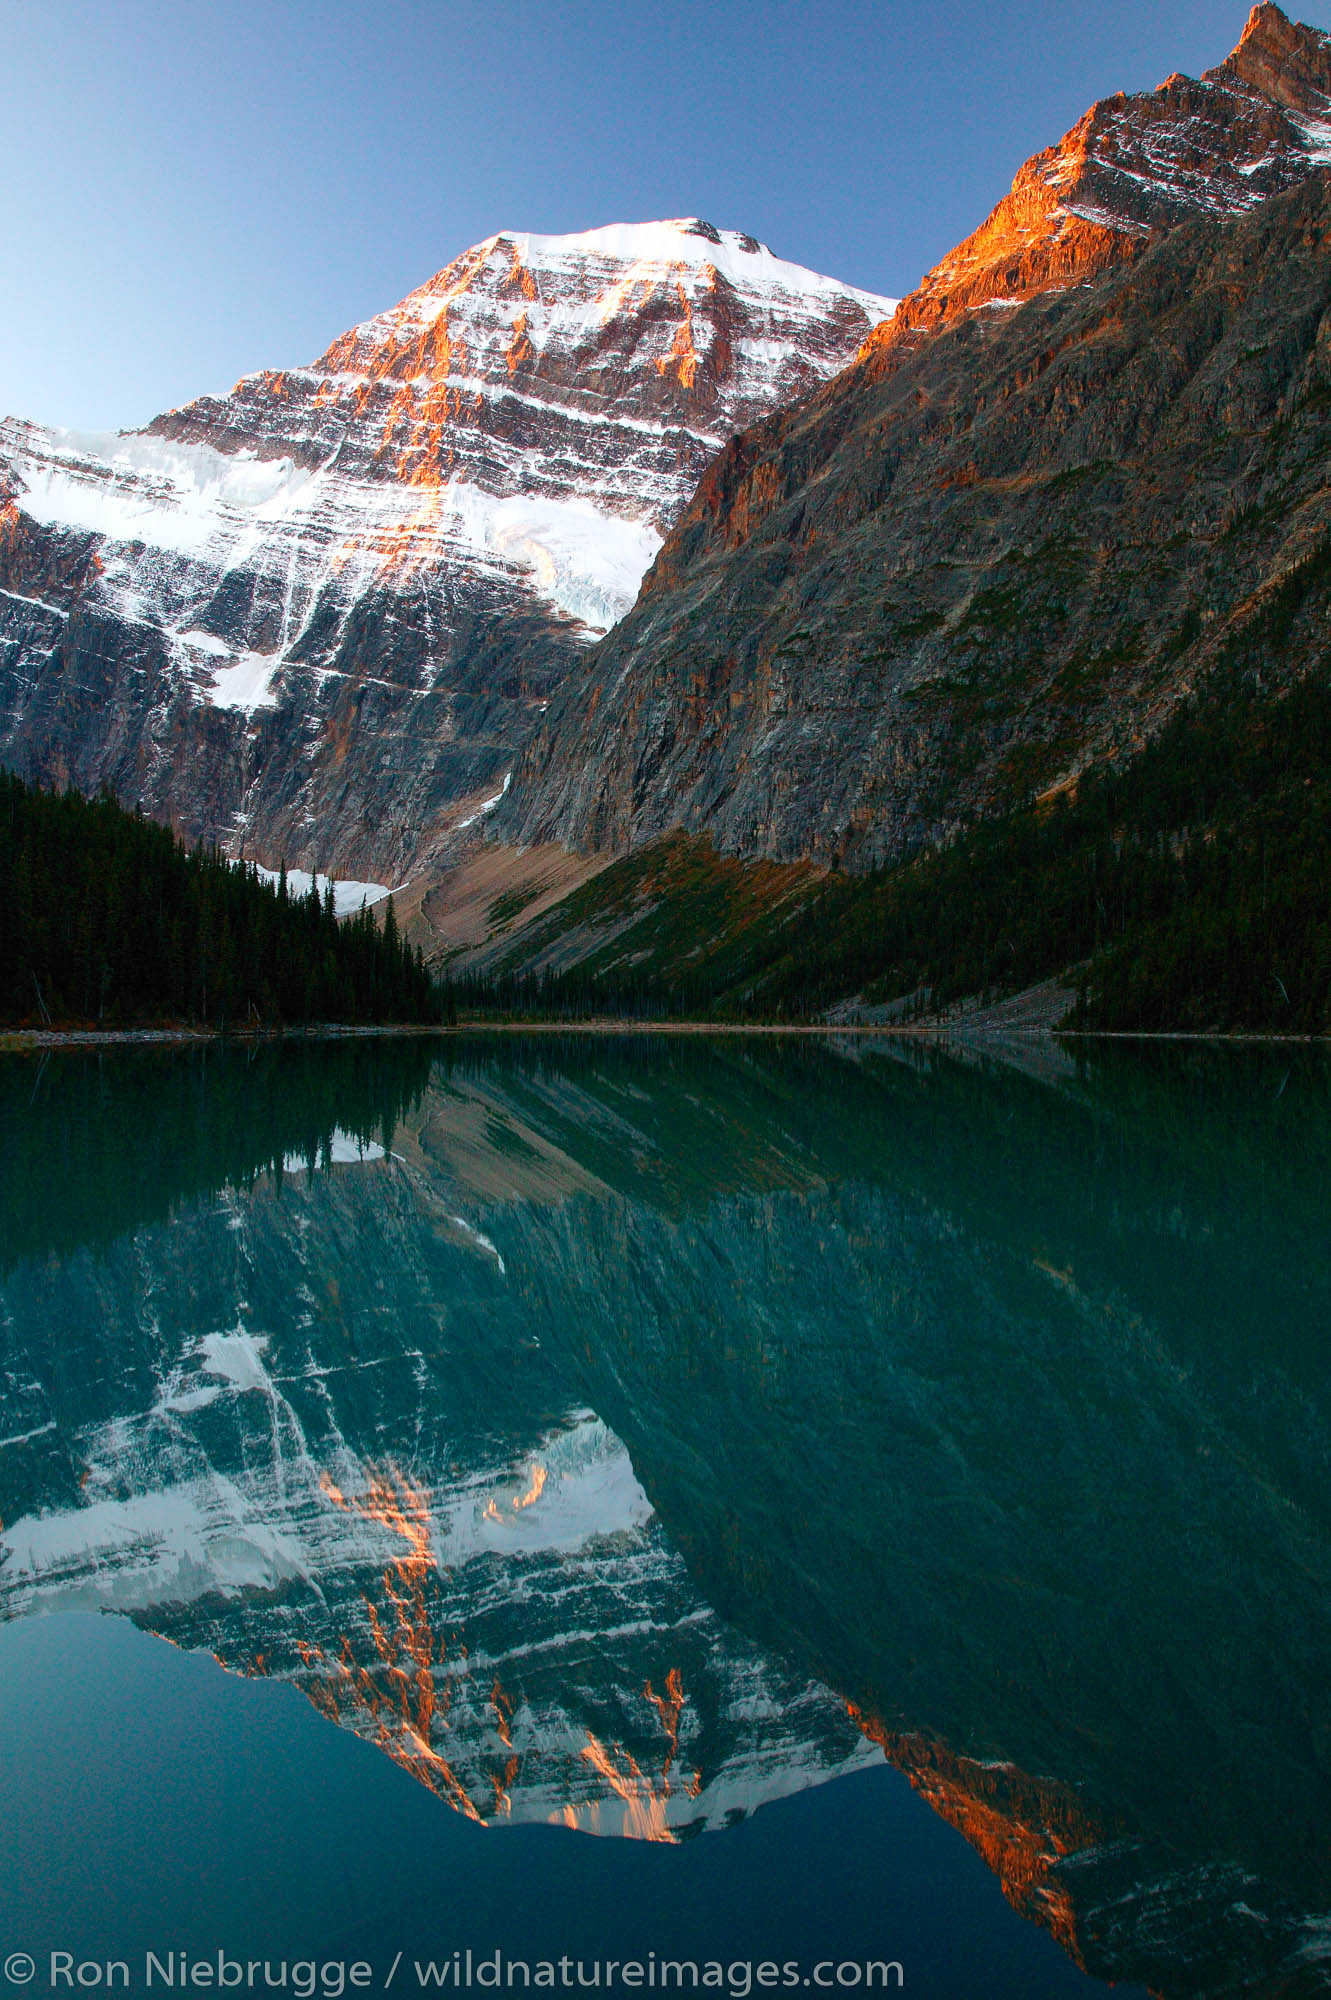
[876, 1, 1331, 341]
[0, 224, 893, 886]
[502, 7, 1331, 870]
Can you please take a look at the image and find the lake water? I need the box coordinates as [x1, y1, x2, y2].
[0, 1033, 1328, 1998]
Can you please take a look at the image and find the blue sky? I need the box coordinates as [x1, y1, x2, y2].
[3, 0, 1327, 429]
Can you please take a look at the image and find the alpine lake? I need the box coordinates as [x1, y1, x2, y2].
[1, 1031, 1328, 2000]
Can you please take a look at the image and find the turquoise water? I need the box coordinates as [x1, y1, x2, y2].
[1, 1034, 1328, 1997]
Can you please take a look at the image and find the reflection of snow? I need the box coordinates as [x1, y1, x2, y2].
[0, 1409, 649, 1618]
[449, 1214, 507, 1274]
[451, 1413, 655, 1559]
[282, 1130, 387, 1174]
[0, 1352, 879, 1840]
[198, 1329, 274, 1394]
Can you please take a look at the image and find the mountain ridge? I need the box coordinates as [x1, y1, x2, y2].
[866, 2, 1331, 348]
[0, 222, 893, 888]
[496, 6, 1331, 882]
[7, 7, 1331, 1006]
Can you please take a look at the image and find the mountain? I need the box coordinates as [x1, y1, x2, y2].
[0, 223, 894, 888]
[498, 7, 1331, 882]
[878, 0, 1331, 339]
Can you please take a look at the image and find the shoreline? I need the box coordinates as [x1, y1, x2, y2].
[0, 1023, 445, 1050]
[2, 1020, 1330, 1049]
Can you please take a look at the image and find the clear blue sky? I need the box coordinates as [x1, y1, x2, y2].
[3, 0, 1327, 430]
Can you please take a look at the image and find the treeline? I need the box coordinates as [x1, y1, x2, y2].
[455, 649, 1331, 1034]
[0, 773, 449, 1028]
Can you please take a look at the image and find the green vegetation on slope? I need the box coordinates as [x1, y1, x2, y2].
[0, 772, 448, 1028]
[457, 629, 1331, 1033]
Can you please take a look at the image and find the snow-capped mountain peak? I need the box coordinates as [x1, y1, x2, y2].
[149, 217, 897, 529]
[0, 222, 895, 881]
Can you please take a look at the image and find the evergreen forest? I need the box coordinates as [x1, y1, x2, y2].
[0, 774, 446, 1028]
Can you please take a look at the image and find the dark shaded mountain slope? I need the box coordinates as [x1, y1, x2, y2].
[462, 645, 1331, 1032]
[502, 10, 1331, 872]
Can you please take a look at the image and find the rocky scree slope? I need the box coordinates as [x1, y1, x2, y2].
[0, 223, 893, 886]
[502, 6, 1331, 871]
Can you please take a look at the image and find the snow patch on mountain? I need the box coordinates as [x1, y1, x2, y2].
[8, 427, 319, 557]
[249, 864, 397, 914]
[282, 1131, 388, 1173]
[357, 218, 897, 355]
[453, 769, 512, 831]
[1, 423, 663, 696]
[446, 483, 660, 633]
[494, 220, 897, 321]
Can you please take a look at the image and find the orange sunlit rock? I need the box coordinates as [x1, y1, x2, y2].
[847, 1702, 1107, 1967]
[656, 283, 699, 390]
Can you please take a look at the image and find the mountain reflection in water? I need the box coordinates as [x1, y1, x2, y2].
[1, 1034, 1328, 1999]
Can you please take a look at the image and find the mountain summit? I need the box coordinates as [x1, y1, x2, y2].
[152, 220, 893, 537]
[499, 8, 1331, 876]
[871, 2, 1331, 344]
[0, 223, 893, 884]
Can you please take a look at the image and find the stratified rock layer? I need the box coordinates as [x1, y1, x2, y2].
[0, 224, 893, 884]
